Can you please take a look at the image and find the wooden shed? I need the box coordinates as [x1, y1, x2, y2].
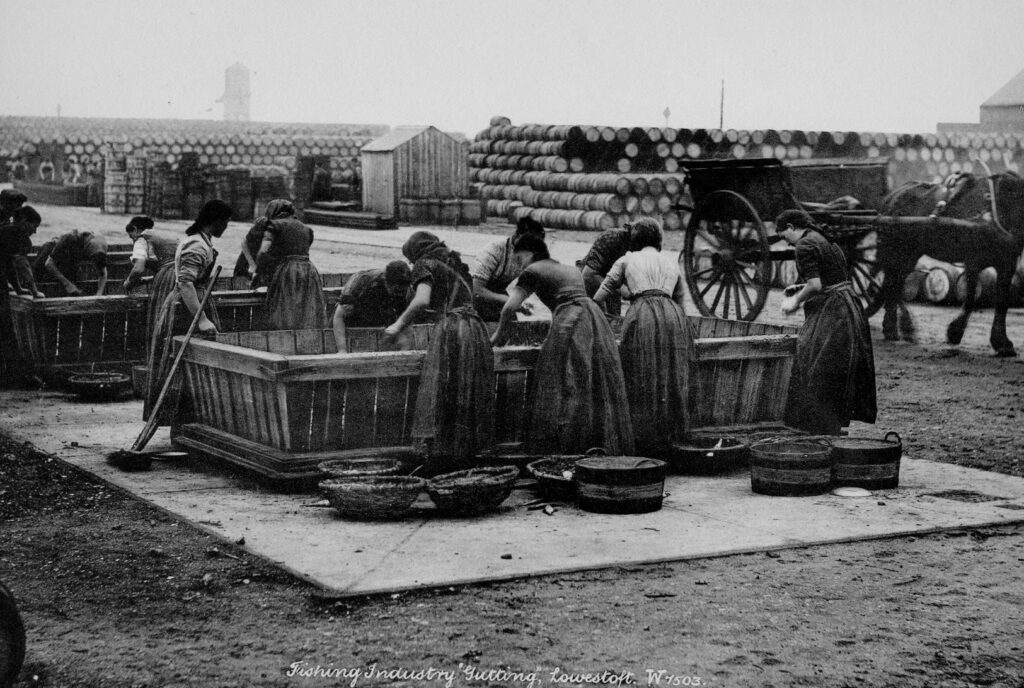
[360, 126, 469, 218]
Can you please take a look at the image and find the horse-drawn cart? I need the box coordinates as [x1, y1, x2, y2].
[678, 157, 888, 321]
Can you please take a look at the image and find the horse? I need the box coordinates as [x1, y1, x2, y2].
[874, 170, 1024, 357]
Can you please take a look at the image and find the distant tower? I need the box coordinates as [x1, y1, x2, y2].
[218, 63, 251, 122]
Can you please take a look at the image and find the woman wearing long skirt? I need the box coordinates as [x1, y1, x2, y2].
[776, 210, 877, 435]
[121, 216, 180, 350]
[491, 233, 635, 455]
[256, 201, 326, 330]
[144, 200, 232, 423]
[594, 217, 695, 457]
[384, 231, 494, 474]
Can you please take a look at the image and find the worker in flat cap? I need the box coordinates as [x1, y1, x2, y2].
[332, 260, 417, 353]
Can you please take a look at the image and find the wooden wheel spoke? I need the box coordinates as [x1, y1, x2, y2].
[695, 227, 724, 249]
[691, 266, 718, 279]
[709, 275, 728, 312]
[699, 269, 724, 297]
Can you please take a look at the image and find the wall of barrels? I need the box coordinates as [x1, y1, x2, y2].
[1, 116, 388, 219]
[472, 116, 1024, 231]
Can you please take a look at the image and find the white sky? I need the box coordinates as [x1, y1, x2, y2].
[3, 0, 1024, 137]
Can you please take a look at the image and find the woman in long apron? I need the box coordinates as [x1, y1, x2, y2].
[491, 233, 634, 455]
[384, 231, 494, 474]
[776, 210, 877, 435]
[256, 203, 326, 331]
[594, 217, 695, 457]
[234, 199, 294, 285]
[121, 216, 180, 348]
[144, 200, 232, 423]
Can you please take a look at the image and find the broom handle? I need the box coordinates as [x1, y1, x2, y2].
[131, 265, 223, 452]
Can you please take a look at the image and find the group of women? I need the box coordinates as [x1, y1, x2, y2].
[142, 199, 328, 422]
[113, 196, 875, 470]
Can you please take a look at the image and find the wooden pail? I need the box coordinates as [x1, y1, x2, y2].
[750, 438, 832, 496]
[574, 456, 667, 514]
[830, 432, 901, 490]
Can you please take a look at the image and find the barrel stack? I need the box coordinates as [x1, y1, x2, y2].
[470, 118, 1024, 231]
[0, 115, 388, 219]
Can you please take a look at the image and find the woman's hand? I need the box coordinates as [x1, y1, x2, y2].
[383, 321, 404, 339]
[197, 317, 219, 338]
[780, 295, 800, 315]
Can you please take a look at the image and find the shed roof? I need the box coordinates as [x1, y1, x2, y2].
[362, 126, 456, 152]
[982, 68, 1024, 107]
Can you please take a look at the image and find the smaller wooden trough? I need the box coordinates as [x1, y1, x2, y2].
[7, 273, 352, 384]
[171, 317, 799, 484]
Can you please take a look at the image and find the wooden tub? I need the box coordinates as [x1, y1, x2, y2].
[7, 273, 352, 384]
[170, 317, 798, 483]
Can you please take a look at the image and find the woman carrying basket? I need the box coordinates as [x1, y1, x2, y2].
[144, 200, 232, 422]
[255, 200, 326, 331]
[384, 231, 494, 475]
[776, 210, 876, 436]
[594, 217, 696, 457]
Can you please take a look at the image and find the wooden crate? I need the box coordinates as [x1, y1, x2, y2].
[8, 274, 352, 384]
[171, 317, 798, 483]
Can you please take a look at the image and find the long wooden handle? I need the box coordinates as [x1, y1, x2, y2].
[131, 265, 223, 452]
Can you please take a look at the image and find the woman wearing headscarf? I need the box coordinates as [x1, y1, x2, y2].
[384, 231, 494, 474]
[491, 233, 634, 455]
[122, 216, 180, 347]
[594, 217, 695, 457]
[232, 199, 293, 286]
[255, 200, 326, 330]
[144, 199, 232, 422]
[470, 216, 545, 321]
[775, 210, 876, 435]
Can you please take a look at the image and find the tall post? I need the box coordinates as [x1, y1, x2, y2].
[719, 80, 725, 130]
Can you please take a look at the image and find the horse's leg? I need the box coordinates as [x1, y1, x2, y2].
[882, 260, 909, 341]
[989, 262, 1017, 357]
[898, 300, 917, 341]
[946, 265, 976, 346]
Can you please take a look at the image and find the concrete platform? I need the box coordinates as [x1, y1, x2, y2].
[4, 389, 1024, 598]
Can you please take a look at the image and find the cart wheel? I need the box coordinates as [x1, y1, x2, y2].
[680, 190, 771, 321]
[845, 230, 885, 317]
[0, 581, 26, 688]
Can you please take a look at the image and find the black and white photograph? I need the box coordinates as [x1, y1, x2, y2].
[2, 0, 1024, 686]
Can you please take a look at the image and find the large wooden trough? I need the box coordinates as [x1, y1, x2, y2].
[7, 273, 351, 383]
[170, 317, 799, 483]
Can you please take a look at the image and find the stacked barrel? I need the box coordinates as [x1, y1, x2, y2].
[472, 118, 1024, 230]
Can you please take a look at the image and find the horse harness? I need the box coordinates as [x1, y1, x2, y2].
[929, 165, 1013, 239]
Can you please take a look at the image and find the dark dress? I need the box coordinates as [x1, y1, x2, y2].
[409, 256, 495, 473]
[32, 230, 107, 284]
[516, 259, 635, 455]
[260, 218, 326, 331]
[232, 218, 269, 280]
[783, 231, 877, 435]
[336, 269, 408, 327]
[144, 233, 221, 423]
[136, 230, 181, 350]
[582, 228, 631, 315]
[599, 249, 696, 456]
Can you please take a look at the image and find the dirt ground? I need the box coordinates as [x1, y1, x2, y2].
[3, 204, 1024, 687]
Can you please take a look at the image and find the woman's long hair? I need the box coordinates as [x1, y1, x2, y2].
[186, 199, 233, 236]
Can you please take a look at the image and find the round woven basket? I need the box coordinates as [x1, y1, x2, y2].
[427, 466, 519, 517]
[669, 436, 749, 475]
[68, 372, 130, 402]
[319, 476, 426, 520]
[526, 455, 585, 498]
[318, 457, 405, 479]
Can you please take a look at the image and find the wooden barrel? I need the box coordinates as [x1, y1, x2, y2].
[955, 266, 997, 306]
[575, 456, 667, 514]
[902, 270, 927, 302]
[750, 438, 832, 496]
[830, 432, 901, 490]
[923, 265, 961, 304]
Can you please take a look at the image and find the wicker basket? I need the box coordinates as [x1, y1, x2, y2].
[526, 455, 585, 498]
[427, 466, 519, 517]
[319, 476, 426, 520]
[318, 457, 405, 479]
[669, 436, 749, 475]
[68, 372, 130, 402]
